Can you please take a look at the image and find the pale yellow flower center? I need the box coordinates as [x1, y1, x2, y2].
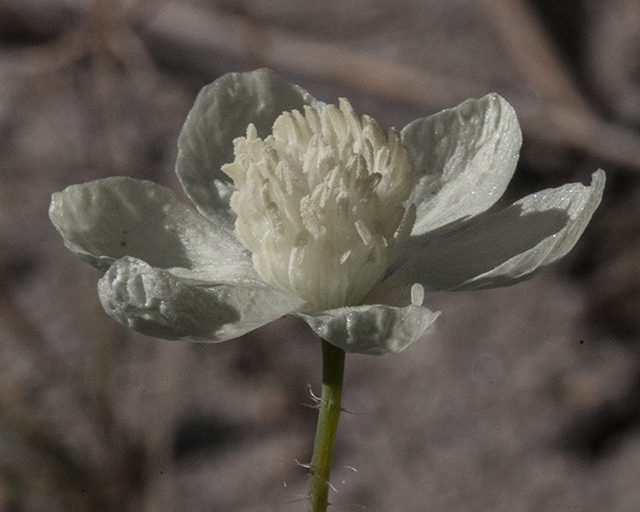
[222, 99, 416, 310]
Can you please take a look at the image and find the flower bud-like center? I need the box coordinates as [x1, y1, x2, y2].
[222, 99, 416, 310]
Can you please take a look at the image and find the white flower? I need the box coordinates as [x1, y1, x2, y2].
[49, 69, 605, 355]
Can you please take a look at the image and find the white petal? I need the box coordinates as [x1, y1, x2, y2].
[49, 177, 257, 282]
[98, 257, 305, 342]
[299, 302, 440, 356]
[176, 68, 320, 229]
[402, 94, 522, 236]
[368, 170, 605, 304]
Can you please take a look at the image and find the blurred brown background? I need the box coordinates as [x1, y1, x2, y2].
[1, 0, 640, 510]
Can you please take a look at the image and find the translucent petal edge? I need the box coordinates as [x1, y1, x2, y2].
[299, 303, 440, 356]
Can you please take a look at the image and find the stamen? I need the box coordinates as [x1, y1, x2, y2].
[411, 283, 425, 306]
[355, 220, 373, 246]
[221, 99, 417, 310]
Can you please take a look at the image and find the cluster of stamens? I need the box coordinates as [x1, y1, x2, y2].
[222, 99, 416, 310]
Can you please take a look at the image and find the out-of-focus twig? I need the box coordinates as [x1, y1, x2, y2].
[143, 2, 485, 108]
[143, 341, 184, 512]
[479, 0, 640, 169]
[0, 269, 140, 510]
[586, 0, 640, 124]
[20, 0, 158, 91]
[147, 1, 640, 170]
[479, 0, 590, 111]
[0, 268, 78, 387]
[9, 0, 640, 170]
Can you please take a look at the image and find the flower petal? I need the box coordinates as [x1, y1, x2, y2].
[300, 287, 440, 355]
[402, 94, 522, 236]
[368, 170, 605, 304]
[98, 257, 305, 342]
[175, 68, 320, 229]
[49, 177, 257, 282]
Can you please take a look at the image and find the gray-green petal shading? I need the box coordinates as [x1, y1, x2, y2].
[175, 68, 319, 230]
[98, 257, 305, 342]
[368, 170, 605, 305]
[300, 303, 440, 356]
[402, 94, 522, 236]
[49, 177, 256, 282]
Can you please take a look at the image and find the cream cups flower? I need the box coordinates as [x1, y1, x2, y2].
[49, 69, 605, 355]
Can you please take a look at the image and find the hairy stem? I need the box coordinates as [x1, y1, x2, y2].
[308, 339, 346, 512]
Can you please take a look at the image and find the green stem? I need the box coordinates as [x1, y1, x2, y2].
[308, 339, 346, 512]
